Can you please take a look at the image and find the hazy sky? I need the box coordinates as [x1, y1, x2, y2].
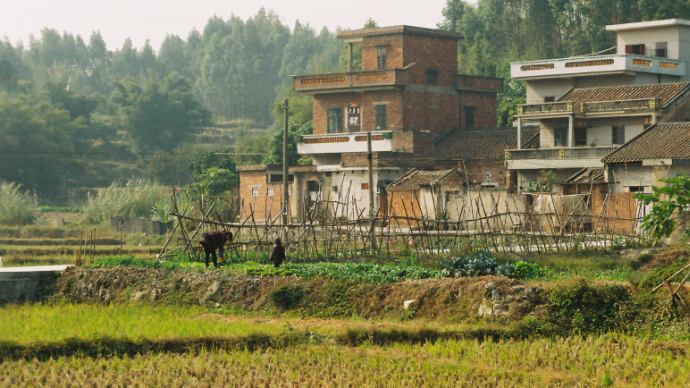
[1, 0, 467, 51]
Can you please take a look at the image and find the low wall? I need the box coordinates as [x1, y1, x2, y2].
[0, 268, 64, 304]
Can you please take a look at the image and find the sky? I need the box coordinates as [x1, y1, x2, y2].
[1, 0, 468, 52]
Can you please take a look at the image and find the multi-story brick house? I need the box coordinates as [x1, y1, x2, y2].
[238, 25, 504, 222]
[506, 19, 690, 192]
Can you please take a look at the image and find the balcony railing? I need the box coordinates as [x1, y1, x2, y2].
[505, 146, 620, 161]
[293, 69, 408, 92]
[518, 98, 662, 116]
[511, 53, 685, 79]
[520, 102, 574, 115]
[297, 131, 394, 154]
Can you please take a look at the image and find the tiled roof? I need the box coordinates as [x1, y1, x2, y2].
[337, 26, 464, 40]
[602, 122, 690, 163]
[434, 127, 539, 160]
[387, 169, 464, 190]
[565, 168, 605, 184]
[559, 82, 690, 108]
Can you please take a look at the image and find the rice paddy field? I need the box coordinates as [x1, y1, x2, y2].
[0, 304, 688, 387]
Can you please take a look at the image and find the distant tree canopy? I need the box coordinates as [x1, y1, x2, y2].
[111, 72, 211, 153]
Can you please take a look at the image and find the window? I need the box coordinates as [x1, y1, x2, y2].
[377, 47, 387, 70]
[464, 107, 475, 129]
[267, 187, 274, 196]
[375, 105, 387, 130]
[628, 186, 646, 193]
[544, 96, 555, 103]
[361, 183, 369, 190]
[251, 187, 259, 197]
[327, 108, 343, 133]
[426, 70, 439, 84]
[655, 42, 667, 58]
[612, 126, 625, 145]
[554, 128, 568, 147]
[574, 127, 587, 147]
[625, 44, 645, 55]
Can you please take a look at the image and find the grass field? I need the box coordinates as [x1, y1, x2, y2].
[1, 304, 688, 387]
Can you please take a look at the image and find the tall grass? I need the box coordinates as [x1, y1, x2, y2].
[82, 179, 170, 224]
[0, 181, 37, 226]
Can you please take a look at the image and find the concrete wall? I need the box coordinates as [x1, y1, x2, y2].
[0, 270, 60, 304]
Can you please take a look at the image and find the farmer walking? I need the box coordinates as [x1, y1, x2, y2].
[199, 230, 232, 268]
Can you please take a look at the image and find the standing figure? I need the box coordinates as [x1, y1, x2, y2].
[269, 237, 286, 268]
[199, 230, 232, 268]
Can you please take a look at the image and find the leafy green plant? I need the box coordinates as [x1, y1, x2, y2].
[442, 251, 514, 278]
[512, 261, 549, 279]
[634, 174, 690, 241]
[0, 181, 37, 226]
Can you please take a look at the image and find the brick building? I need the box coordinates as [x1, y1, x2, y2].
[238, 25, 503, 222]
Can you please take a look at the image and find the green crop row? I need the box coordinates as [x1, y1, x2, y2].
[38, 206, 83, 213]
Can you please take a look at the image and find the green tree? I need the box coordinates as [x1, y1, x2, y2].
[264, 121, 313, 166]
[111, 72, 211, 152]
[634, 175, 690, 242]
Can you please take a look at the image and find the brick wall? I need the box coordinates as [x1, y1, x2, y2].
[313, 93, 363, 135]
[402, 34, 458, 87]
[361, 91, 403, 132]
[386, 189, 422, 224]
[313, 91, 404, 134]
[459, 91, 498, 129]
[362, 35, 404, 71]
[238, 170, 284, 221]
[403, 90, 460, 134]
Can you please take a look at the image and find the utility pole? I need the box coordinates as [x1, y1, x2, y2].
[367, 131, 378, 251]
[282, 98, 289, 242]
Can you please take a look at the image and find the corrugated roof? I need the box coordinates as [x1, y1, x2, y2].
[387, 169, 464, 190]
[434, 127, 539, 160]
[559, 82, 690, 108]
[602, 122, 690, 163]
[565, 168, 605, 184]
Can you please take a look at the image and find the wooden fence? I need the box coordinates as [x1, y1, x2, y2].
[163, 188, 650, 261]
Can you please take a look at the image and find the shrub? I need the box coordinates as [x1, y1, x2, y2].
[268, 284, 306, 310]
[442, 251, 514, 278]
[0, 181, 37, 226]
[547, 279, 632, 334]
[512, 261, 549, 279]
[82, 179, 170, 224]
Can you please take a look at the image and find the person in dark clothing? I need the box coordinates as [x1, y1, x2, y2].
[199, 230, 232, 268]
[269, 237, 286, 268]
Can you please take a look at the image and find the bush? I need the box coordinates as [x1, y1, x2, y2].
[637, 256, 689, 290]
[268, 284, 306, 310]
[512, 261, 549, 279]
[442, 251, 514, 278]
[547, 279, 632, 334]
[82, 179, 170, 224]
[0, 181, 37, 226]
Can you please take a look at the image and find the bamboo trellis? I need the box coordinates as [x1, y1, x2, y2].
[161, 182, 652, 262]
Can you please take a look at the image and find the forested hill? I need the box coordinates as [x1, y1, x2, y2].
[0, 2, 686, 201]
[0, 9, 341, 125]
